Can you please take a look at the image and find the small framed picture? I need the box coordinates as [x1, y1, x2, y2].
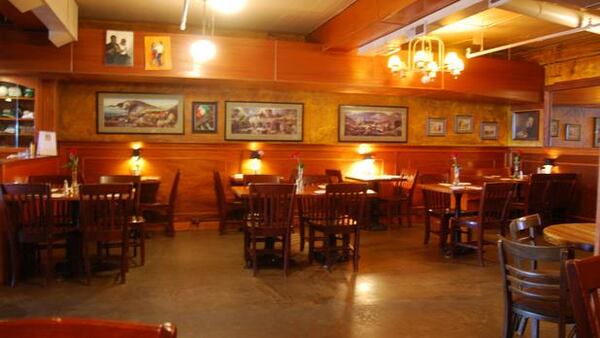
[512, 110, 540, 140]
[105, 30, 134, 67]
[551, 119, 559, 137]
[427, 118, 447, 136]
[145, 36, 172, 70]
[480, 121, 499, 140]
[594, 118, 600, 148]
[191, 102, 217, 133]
[455, 115, 473, 134]
[565, 123, 581, 141]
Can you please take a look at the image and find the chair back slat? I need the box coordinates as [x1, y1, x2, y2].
[566, 255, 600, 338]
[100, 175, 141, 215]
[302, 175, 330, 186]
[509, 214, 542, 244]
[324, 169, 343, 183]
[547, 173, 577, 224]
[478, 182, 514, 228]
[525, 174, 552, 215]
[79, 184, 133, 233]
[2, 184, 53, 236]
[498, 237, 571, 327]
[325, 183, 367, 227]
[168, 170, 181, 208]
[248, 184, 295, 229]
[422, 189, 450, 211]
[213, 171, 227, 219]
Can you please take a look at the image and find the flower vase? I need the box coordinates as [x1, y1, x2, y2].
[452, 165, 460, 186]
[71, 167, 79, 195]
[513, 164, 520, 178]
[295, 166, 304, 193]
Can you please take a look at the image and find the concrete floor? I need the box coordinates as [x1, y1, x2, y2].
[0, 224, 567, 337]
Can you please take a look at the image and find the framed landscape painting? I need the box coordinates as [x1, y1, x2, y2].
[595, 118, 600, 148]
[338, 105, 408, 142]
[192, 102, 217, 133]
[455, 115, 473, 134]
[225, 101, 303, 141]
[427, 117, 447, 136]
[480, 121, 498, 140]
[512, 110, 540, 140]
[97, 92, 184, 134]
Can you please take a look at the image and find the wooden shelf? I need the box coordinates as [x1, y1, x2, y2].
[0, 132, 34, 137]
[0, 117, 34, 122]
[0, 96, 35, 101]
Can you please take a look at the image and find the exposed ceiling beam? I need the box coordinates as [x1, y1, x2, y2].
[8, 0, 78, 47]
[0, 0, 45, 30]
[308, 0, 458, 52]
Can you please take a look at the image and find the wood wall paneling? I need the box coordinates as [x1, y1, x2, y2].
[0, 156, 60, 183]
[0, 29, 72, 74]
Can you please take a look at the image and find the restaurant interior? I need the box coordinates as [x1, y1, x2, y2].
[0, 0, 599, 337]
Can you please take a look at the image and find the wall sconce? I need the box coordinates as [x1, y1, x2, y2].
[249, 150, 264, 174]
[131, 147, 142, 176]
[541, 158, 555, 174]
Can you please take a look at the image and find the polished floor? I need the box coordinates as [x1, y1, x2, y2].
[0, 224, 568, 337]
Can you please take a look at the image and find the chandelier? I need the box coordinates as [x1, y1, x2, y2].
[386, 36, 465, 84]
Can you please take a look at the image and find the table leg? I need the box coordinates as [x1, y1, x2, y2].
[364, 181, 386, 231]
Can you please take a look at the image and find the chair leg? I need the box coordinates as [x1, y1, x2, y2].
[300, 218, 305, 252]
[324, 234, 332, 272]
[83, 242, 91, 285]
[406, 200, 413, 227]
[121, 236, 128, 284]
[283, 231, 290, 277]
[45, 243, 53, 286]
[423, 215, 431, 245]
[353, 229, 360, 272]
[140, 224, 146, 266]
[478, 227, 484, 267]
[308, 227, 314, 264]
[503, 307, 514, 338]
[440, 216, 450, 248]
[252, 235, 258, 277]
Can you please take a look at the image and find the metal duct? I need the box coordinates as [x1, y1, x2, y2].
[499, 0, 600, 34]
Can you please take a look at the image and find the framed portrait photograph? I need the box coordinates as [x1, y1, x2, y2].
[427, 117, 447, 136]
[480, 121, 499, 140]
[97, 92, 184, 134]
[565, 123, 581, 141]
[225, 101, 303, 141]
[338, 105, 408, 142]
[105, 30, 133, 67]
[594, 118, 600, 148]
[551, 119, 559, 137]
[192, 102, 217, 133]
[144, 36, 172, 70]
[512, 110, 540, 140]
[455, 115, 473, 134]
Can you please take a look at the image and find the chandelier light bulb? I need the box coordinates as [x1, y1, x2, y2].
[209, 0, 246, 14]
[387, 55, 407, 75]
[190, 39, 217, 63]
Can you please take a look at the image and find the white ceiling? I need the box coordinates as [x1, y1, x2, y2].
[77, 0, 356, 35]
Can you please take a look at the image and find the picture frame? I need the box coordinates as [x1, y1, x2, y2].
[338, 105, 408, 142]
[480, 121, 499, 140]
[105, 30, 134, 67]
[97, 92, 184, 134]
[512, 110, 540, 140]
[594, 118, 600, 148]
[427, 117, 447, 136]
[565, 123, 581, 141]
[225, 101, 303, 141]
[144, 36, 172, 70]
[454, 115, 473, 134]
[551, 119, 559, 137]
[191, 102, 218, 133]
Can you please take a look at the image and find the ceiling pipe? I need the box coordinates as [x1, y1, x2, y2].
[466, 21, 599, 58]
[496, 0, 600, 34]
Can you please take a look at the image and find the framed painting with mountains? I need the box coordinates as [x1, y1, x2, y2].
[338, 105, 408, 142]
[97, 92, 184, 134]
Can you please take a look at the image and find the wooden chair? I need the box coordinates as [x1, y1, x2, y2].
[508, 213, 543, 244]
[28, 175, 79, 229]
[0, 318, 176, 338]
[2, 183, 73, 286]
[213, 170, 245, 235]
[547, 173, 577, 225]
[324, 169, 343, 183]
[242, 174, 280, 185]
[295, 174, 331, 251]
[497, 237, 574, 338]
[511, 174, 552, 224]
[566, 255, 600, 338]
[79, 183, 134, 284]
[422, 188, 453, 247]
[302, 174, 330, 186]
[99, 175, 145, 266]
[140, 170, 180, 237]
[307, 183, 367, 272]
[381, 169, 418, 227]
[244, 183, 296, 276]
[450, 182, 514, 266]
[419, 173, 450, 184]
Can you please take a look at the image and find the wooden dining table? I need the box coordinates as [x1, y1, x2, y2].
[231, 184, 377, 199]
[418, 183, 483, 218]
[543, 223, 595, 252]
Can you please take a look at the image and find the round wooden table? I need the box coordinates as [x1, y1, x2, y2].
[543, 223, 596, 252]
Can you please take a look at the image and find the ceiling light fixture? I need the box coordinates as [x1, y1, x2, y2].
[208, 0, 246, 14]
[180, 0, 218, 64]
[386, 36, 464, 84]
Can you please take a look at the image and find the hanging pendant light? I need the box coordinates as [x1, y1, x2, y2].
[181, 0, 218, 64]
